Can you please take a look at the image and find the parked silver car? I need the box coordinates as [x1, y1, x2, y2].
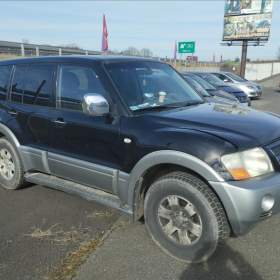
[212, 71, 262, 99]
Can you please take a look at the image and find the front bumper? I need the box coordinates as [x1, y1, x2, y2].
[209, 172, 280, 236]
[247, 89, 262, 98]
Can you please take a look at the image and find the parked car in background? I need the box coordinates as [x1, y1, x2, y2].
[193, 72, 251, 106]
[211, 71, 262, 99]
[182, 72, 239, 103]
[182, 74, 238, 105]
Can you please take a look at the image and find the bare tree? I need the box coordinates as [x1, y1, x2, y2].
[122, 47, 140, 56]
[122, 47, 153, 57]
[140, 48, 153, 57]
[22, 38, 30, 44]
[278, 47, 280, 60]
[61, 43, 81, 50]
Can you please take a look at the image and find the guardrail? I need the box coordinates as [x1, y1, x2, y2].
[0, 40, 101, 57]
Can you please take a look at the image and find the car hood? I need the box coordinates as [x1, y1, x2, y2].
[232, 81, 261, 89]
[217, 85, 244, 95]
[207, 89, 238, 101]
[150, 103, 280, 149]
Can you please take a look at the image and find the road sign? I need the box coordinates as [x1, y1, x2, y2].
[178, 41, 195, 54]
[187, 55, 198, 62]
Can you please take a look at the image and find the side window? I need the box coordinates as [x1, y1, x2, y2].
[11, 64, 55, 107]
[0, 65, 12, 100]
[11, 65, 26, 103]
[57, 65, 106, 111]
[218, 74, 229, 81]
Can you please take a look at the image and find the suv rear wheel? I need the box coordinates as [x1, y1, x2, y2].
[144, 171, 230, 263]
[0, 138, 25, 190]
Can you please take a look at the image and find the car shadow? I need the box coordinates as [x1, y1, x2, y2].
[180, 243, 263, 280]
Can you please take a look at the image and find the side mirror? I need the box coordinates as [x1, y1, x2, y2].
[82, 93, 109, 116]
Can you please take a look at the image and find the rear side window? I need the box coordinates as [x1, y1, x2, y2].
[11, 64, 55, 106]
[0, 65, 12, 100]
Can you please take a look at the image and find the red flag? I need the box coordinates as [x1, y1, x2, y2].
[102, 14, 109, 52]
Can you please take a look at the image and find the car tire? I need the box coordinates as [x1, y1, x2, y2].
[144, 171, 230, 263]
[0, 137, 25, 190]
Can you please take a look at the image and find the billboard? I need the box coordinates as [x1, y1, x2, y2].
[223, 0, 273, 41]
[225, 0, 273, 15]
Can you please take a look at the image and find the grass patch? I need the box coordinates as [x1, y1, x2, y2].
[86, 210, 113, 218]
[45, 238, 102, 280]
[24, 224, 89, 244]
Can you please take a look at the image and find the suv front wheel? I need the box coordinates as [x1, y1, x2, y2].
[0, 138, 25, 190]
[144, 171, 230, 263]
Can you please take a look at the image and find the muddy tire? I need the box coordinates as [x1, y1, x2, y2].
[144, 171, 230, 263]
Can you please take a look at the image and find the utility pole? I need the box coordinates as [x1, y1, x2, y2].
[240, 40, 248, 78]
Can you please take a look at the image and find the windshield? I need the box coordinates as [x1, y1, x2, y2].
[197, 73, 226, 87]
[105, 61, 202, 111]
[183, 76, 210, 97]
[187, 74, 216, 90]
[225, 72, 247, 82]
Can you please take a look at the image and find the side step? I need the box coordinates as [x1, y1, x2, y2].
[24, 172, 133, 215]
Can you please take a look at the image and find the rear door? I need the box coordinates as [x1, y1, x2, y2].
[8, 63, 56, 150]
[0, 65, 13, 123]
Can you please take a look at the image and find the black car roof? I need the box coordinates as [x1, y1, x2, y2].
[0, 55, 159, 66]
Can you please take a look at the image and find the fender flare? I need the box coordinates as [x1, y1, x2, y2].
[0, 123, 20, 147]
[126, 150, 224, 218]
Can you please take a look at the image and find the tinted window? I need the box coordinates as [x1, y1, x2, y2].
[11, 64, 54, 106]
[57, 65, 106, 111]
[184, 76, 210, 97]
[0, 65, 12, 100]
[226, 72, 246, 82]
[189, 74, 216, 90]
[216, 73, 231, 82]
[198, 73, 225, 87]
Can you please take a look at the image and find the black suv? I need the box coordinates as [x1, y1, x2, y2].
[1, 56, 280, 263]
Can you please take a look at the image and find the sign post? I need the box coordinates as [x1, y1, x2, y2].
[240, 40, 248, 78]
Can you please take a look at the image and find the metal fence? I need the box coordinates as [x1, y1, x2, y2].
[0, 40, 101, 57]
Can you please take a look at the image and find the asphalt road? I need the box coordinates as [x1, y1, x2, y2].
[1, 87, 280, 280]
[0, 185, 119, 280]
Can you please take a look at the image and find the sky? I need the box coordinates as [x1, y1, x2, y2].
[0, 1, 279, 61]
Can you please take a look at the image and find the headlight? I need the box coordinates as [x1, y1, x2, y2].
[240, 85, 254, 92]
[221, 148, 274, 180]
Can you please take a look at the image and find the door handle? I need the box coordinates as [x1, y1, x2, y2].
[53, 118, 67, 126]
[8, 110, 18, 116]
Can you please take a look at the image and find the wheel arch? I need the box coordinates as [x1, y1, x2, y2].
[126, 150, 225, 221]
[0, 123, 21, 148]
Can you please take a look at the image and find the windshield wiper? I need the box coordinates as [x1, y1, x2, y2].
[133, 100, 204, 112]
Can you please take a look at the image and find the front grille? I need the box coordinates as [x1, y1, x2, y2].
[267, 139, 280, 164]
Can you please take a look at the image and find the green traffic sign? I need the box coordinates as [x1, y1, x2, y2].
[178, 41, 195, 54]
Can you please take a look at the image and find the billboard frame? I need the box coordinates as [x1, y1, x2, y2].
[221, 0, 274, 78]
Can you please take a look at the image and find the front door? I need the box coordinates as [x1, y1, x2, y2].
[48, 63, 123, 193]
